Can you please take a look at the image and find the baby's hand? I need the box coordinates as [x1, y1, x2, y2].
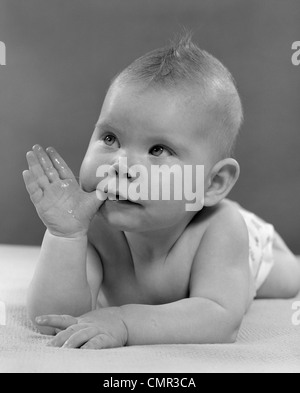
[36, 309, 128, 349]
[23, 145, 107, 238]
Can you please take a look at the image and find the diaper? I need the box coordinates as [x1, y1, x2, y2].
[237, 207, 275, 293]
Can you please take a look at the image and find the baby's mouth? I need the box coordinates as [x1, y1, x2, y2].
[107, 192, 141, 205]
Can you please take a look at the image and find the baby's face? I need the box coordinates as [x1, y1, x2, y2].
[80, 81, 218, 232]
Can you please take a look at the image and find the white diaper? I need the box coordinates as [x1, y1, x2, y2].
[237, 207, 275, 293]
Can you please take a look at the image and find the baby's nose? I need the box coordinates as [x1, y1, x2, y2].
[111, 159, 132, 179]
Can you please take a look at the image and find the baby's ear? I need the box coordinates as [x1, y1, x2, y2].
[204, 158, 240, 207]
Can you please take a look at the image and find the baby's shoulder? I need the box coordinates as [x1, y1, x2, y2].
[187, 199, 247, 242]
[168, 199, 248, 272]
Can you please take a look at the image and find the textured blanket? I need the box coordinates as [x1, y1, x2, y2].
[0, 245, 299, 373]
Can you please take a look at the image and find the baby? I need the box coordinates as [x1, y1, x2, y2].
[23, 35, 300, 349]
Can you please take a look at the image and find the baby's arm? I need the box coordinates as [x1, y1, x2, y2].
[121, 207, 251, 345]
[23, 145, 105, 334]
[27, 232, 102, 335]
[37, 205, 251, 347]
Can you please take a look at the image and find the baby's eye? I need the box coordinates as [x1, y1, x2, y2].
[149, 145, 172, 157]
[103, 134, 117, 147]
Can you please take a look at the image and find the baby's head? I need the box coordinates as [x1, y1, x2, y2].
[113, 33, 243, 160]
[80, 34, 243, 231]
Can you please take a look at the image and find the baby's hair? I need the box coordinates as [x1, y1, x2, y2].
[111, 32, 243, 158]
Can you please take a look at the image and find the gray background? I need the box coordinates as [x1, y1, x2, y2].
[0, 0, 300, 252]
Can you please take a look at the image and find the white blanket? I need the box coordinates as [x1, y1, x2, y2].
[0, 245, 299, 373]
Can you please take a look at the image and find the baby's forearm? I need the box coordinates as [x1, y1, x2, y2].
[27, 230, 92, 328]
[120, 298, 241, 345]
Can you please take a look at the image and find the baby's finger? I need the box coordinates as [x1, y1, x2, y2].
[62, 326, 100, 349]
[23, 170, 44, 204]
[46, 147, 76, 181]
[35, 314, 78, 329]
[48, 324, 88, 347]
[32, 144, 59, 183]
[22, 170, 40, 194]
[26, 151, 49, 190]
[80, 333, 116, 350]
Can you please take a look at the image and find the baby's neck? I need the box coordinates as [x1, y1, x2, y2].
[124, 218, 193, 266]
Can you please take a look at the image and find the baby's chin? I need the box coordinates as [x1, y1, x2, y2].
[98, 199, 145, 231]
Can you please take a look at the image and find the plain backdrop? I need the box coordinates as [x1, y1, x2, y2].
[0, 0, 300, 253]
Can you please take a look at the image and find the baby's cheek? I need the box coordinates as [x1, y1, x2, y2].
[79, 157, 99, 192]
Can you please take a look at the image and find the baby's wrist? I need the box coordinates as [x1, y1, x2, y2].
[46, 228, 88, 240]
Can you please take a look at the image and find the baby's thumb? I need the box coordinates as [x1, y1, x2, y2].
[86, 189, 108, 214]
